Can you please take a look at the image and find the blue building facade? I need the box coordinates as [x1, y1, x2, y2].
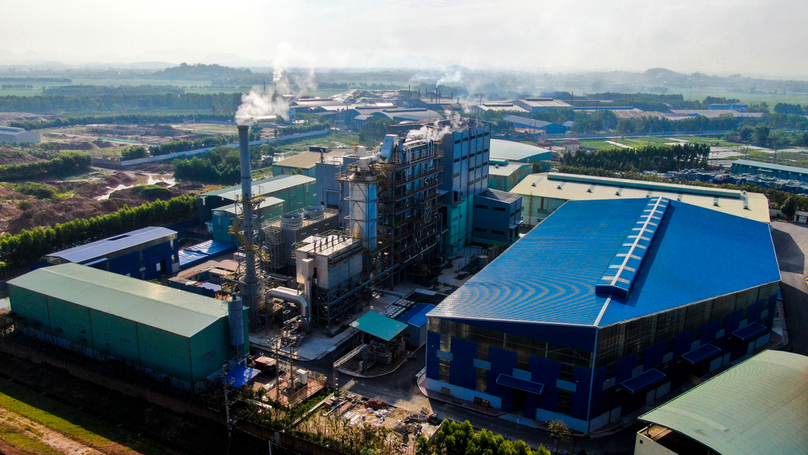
[471, 189, 521, 246]
[438, 120, 491, 256]
[425, 198, 780, 433]
[46, 226, 179, 280]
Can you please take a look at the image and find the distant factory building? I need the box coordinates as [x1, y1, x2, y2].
[731, 159, 808, 182]
[469, 102, 529, 114]
[706, 103, 748, 112]
[489, 139, 552, 165]
[272, 148, 351, 178]
[8, 264, 248, 389]
[425, 197, 780, 433]
[488, 161, 533, 192]
[514, 98, 573, 113]
[510, 173, 771, 225]
[0, 126, 40, 144]
[636, 350, 808, 455]
[503, 115, 567, 135]
[471, 189, 521, 247]
[198, 174, 316, 223]
[46, 226, 179, 279]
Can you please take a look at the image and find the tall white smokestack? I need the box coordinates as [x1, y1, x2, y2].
[238, 125, 257, 320]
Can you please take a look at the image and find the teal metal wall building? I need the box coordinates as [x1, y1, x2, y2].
[8, 264, 247, 389]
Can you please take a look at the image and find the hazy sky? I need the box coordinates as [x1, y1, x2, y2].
[2, 0, 807, 78]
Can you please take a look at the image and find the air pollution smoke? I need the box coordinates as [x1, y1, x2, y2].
[235, 87, 290, 126]
[272, 43, 294, 94]
[405, 112, 465, 143]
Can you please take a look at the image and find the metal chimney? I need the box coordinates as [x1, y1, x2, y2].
[238, 125, 257, 319]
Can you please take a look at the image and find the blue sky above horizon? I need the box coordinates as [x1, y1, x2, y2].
[2, 0, 806, 79]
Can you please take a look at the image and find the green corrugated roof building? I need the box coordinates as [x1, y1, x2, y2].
[8, 264, 246, 388]
[637, 350, 808, 455]
[350, 311, 407, 342]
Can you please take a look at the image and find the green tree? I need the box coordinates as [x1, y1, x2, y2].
[752, 124, 771, 146]
[548, 420, 571, 455]
[782, 196, 797, 220]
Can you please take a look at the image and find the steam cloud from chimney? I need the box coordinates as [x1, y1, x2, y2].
[405, 112, 466, 143]
[235, 87, 291, 126]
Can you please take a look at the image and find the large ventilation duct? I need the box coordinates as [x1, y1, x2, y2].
[238, 125, 257, 318]
[228, 294, 246, 358]
[267, 287, 309, 326]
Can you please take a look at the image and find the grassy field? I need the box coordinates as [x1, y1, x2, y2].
[578, 136, 738, 150]
[674, 88, 808, 107]
[275, 132, 359, 153]
[0, 377, 177, 454]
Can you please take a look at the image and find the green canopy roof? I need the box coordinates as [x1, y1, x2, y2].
[640, 350, 808, 455]
[8, 263, 228, 338]
[350, 311, 406, 342]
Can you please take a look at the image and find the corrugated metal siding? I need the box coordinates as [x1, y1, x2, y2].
[8, 264, 226, 337]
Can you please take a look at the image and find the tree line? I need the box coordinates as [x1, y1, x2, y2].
[141, 130, 261, 158]
[561, 143, 710, 172]
[0, 152, 91, 181]
[416, 420, 551, 455]
[42, 85, 186, 96]
[278, 123, 330, 136]
[0, 195, 198, 271]
[0, 93, 241, 114]
[9, 113, 233, 130]
[173, 145, 271, 184]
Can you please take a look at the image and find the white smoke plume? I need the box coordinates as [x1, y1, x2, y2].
[437, 70, 463, 87]
[235, 87, 290, 126]
[272, 42, 294, 94]
[292, 67, 318, 95]
[405, 112, 466, 143]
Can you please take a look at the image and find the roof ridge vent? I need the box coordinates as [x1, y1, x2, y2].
[596, 197, 670, 299]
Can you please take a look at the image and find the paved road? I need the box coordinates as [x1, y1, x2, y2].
[770, 221, 808, 354]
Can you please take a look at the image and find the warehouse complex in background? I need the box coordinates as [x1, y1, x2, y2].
[8, 264, 248, 389]
[0, 126, 40, 144]
[511, 173, 771, 225]
[425, 197, 780, 433]
[46, 226, 179, 279]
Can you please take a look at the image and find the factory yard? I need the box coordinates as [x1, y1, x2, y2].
[296, 393, 439, 455]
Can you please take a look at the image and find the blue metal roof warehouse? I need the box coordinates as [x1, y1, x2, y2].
[425, 197, 780, 434]
[46, 226, 179, 280]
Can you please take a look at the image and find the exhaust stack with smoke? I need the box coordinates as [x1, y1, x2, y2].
[237, 125, 257, 318]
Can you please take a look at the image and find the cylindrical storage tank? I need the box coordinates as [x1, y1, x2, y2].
[228, 296, 245, 347]
[304, 205, 324, 221]
[478, 254, 489, 269]
[281, 213, 303, 229]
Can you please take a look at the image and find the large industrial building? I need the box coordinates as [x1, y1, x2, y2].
[8, 264, 248, 388]
[425, 197, 780, 433]
[46, 226, 179, 279]
[272, 148, 350, 178]
[636, 350, 808, 455]
[198, 174, 316, 223]
[436, 120, 492, 256]
[488, 161, 533, 192]
[510, 173, 771, 225]
[489, 139, 552, 165]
